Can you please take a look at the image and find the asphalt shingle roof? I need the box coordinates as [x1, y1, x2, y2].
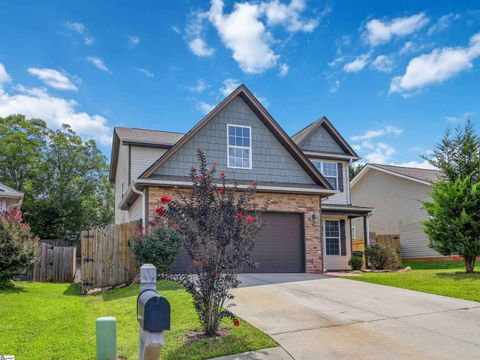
[115, 127, 184, 146]
[372, 163, 442, 183]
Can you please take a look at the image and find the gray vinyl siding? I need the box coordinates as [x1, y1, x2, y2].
[114, 144, 129, 224]
[128, 196, 143, 221]
[317, 160, 349, 205]
[153, 97, 316, 185]
[351, 169, 441, 259]
[301, 124, 348, 155]
[130, 146, 167, 180]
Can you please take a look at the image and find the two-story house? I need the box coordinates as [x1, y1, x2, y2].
[109, 85, 372, 272]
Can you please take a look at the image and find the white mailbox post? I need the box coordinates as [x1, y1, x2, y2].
[137, 264, 170, 360]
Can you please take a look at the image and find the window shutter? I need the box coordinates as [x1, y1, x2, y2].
[340, 219, 346, 256]
[337, 163, 344, 192]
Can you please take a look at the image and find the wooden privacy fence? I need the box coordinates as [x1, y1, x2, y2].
[19, 242, 76, 283]
[352, 233, 401, 269]
[80, 220, 141, 293]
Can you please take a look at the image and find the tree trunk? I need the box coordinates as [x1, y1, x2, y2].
[464, 256, 475, 274]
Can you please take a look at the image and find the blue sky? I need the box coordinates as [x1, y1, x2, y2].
[0, 0, 479, 167]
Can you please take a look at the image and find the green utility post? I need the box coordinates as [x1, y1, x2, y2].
[96, 316, 117, 360]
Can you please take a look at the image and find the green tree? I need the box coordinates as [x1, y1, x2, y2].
[423, 119, 480, 273]
[349, 163, 365, 180]
[0, 116, 113, 240]
[0, 115, 47, 191]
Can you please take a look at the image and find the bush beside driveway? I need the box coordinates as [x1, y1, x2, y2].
[346, 261, 480, 302]
[0, 281, 275, 360]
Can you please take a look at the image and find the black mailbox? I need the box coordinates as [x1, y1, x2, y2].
[137, 289, 171, 332]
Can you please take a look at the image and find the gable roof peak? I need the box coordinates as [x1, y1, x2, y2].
[138, 84, 333, 189]
[292, 115, 359, 159]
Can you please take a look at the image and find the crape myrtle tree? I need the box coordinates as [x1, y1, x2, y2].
[156, 150, 268, 336]
[0, 209, 38, 288]
[422, 119, 480, 273]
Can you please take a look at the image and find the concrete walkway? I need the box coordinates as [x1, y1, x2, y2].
[225, 273, 480, 359]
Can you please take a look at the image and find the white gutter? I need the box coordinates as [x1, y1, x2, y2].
[131, 180, 145, 224]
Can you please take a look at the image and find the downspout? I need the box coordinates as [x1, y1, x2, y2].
[131, 180, 145, 227]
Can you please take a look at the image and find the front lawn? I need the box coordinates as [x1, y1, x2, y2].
[0, 281, 275, 360]
[346, 261, 480, 302]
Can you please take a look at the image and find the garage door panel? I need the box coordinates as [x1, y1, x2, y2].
[173, 212, 304, 273]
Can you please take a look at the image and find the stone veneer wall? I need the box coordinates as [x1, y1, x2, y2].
[146, 186, 324, 273]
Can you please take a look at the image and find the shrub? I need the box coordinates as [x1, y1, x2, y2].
[0, 210, 38, 288]
[160, 150, 268, 336]
[348, 255, 362, 270]
[134, 226, 182, 274]
[365, 243, 400, 271]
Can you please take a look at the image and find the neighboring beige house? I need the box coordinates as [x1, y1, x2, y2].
[0, 181, 24, 212]
[350, 164, 443, 260]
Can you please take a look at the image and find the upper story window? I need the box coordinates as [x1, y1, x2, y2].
[313, 161, 338, 190]
[227, 124, 252, 169]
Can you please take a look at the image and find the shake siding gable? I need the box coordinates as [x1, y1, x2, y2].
[351, 169, 441, 259]
[153, 97, 316, 185]
[301, 124, 348, 155]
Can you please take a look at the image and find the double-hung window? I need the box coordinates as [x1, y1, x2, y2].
[324, 220, 340, 255]
[227, 124, 252, 169]
[313, 161, 338, 190]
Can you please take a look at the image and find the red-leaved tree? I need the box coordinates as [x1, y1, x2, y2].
[157, 150, 267, 336]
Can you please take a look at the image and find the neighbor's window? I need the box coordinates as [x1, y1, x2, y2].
[313, 161, 338, 189]
[227, 124, 252, 169]
[324, 220, 340, 255]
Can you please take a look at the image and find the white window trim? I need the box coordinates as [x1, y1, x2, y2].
[227, 124, 252, 169]
[351, 225, 357, 240]
[323, 219, 341, 256]
[313, 160, 339, 190]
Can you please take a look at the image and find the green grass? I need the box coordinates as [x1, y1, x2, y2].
[0, 281, 276, 360]
[346, 261, 480, 302]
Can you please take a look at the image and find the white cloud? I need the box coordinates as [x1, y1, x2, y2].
[135, 67, 154, 77]
[372, 55, 394, 73]
[197, 101, 215, 115]
[220, 78, 241, 97]
[261, 0, 323, 33]
[86, 56, 110, 72]
[351, 126, 403, 164]
[63, 21, 93, 45]
[129, 35, 140, 46]
[443, 112, 474, 124]
[188, 79, 209, 93]
[63, 21, 85, 34]
[343, 53, 370, 73]
[84, 36, 94, 45]
[390, 32, 480, 95]
[185, 1, 322, 74]
[351, 126, 403, 142]
[172, 26, 181, 34]
[363, 142, 396, 163]
[188, 38, 215, 57]
[0, 64, 12, 87]
[185, 10, 214, 57]
[0, 82, 111, 144]
[329, 79, 340, 93]
[278, 63, 289, 77]
[390, 160, 438, 169]
[363, 13, 429, 46]
[428, 13, 460, 36]
[209, 0, 278, 73]
[27, 68, 77, 91]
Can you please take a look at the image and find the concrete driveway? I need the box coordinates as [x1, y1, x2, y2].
[231, 274, 480, 359]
